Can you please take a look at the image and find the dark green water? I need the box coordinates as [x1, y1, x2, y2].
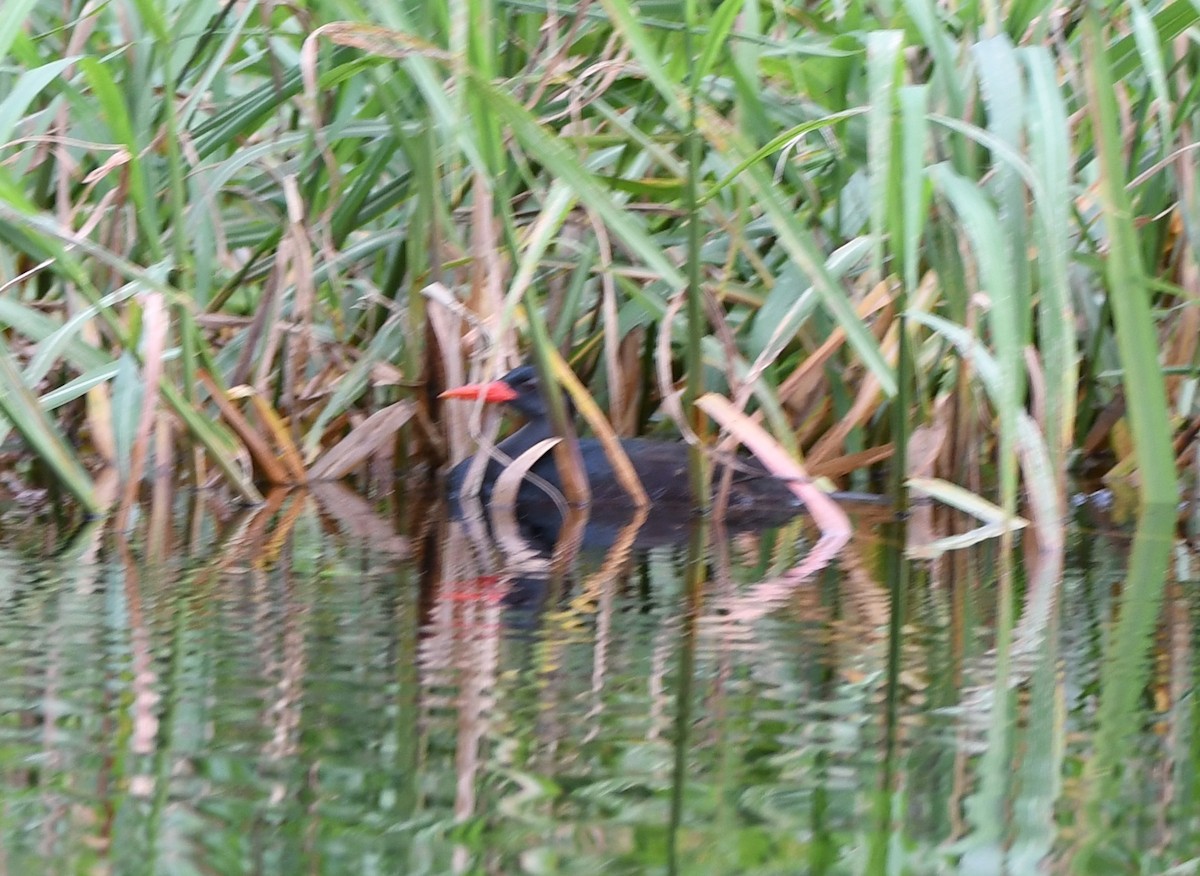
[0, 488, 1193, 874]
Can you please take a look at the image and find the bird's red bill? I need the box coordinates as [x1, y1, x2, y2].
[440, 380, 520, 404]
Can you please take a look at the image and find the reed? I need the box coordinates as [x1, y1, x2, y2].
[0, 0, 1196, 514]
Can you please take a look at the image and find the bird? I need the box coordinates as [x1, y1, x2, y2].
[439, 364, 804, 515]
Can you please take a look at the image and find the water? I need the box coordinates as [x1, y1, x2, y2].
[0, 488, 1194, 874]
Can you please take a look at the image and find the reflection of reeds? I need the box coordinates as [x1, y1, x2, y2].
[420, 513, 506, 824]
[8, 459, 1190, 872]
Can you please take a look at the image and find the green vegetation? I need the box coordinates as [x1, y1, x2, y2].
[1, 0, 1196, 515]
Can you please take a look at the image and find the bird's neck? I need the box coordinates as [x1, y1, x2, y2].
[497, 414, 557, 455]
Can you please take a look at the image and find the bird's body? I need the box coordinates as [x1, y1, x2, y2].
[441, 365, 801, 514]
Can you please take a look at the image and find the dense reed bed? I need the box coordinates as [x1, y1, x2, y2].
[1, 0, 1196, 520]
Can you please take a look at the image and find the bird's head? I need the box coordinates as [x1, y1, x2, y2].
[440, 364, 548, 420]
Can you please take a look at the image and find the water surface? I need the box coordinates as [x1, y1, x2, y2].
[0, 487, 1192, 874]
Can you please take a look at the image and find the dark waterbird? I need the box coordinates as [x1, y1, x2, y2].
[440, 364, 804, 517]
